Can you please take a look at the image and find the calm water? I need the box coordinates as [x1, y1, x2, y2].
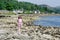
[33, 16, 60, 27]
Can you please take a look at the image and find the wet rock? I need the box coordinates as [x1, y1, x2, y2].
[26, 21, 33, 26]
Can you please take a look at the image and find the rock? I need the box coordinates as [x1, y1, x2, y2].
[0, 30, 8, 35]
[0, 35, 6, 40]
[54, 38, 60, 40]
[8, 38, 13, 40]
[12, 39, 20, 40]
[0, 15, 60, 40]
[26, 21, 33, 26]
[42, 34, 53, 39]
[7, 34, 13, 38]
[55, 35, 60, 38]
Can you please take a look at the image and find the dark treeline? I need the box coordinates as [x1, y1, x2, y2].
[0, 0, 18, 10]
[0, 0, 59, 13]
[0, 0, 40, 11]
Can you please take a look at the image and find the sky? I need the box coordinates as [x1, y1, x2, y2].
[18, 0, 60, 7]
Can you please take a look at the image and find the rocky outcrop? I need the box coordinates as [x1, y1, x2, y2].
[0, 15, 60, 40]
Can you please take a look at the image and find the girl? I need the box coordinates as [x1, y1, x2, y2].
[17, 16, 23, 34]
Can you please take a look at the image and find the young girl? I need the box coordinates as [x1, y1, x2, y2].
[17, 16, 23, 34]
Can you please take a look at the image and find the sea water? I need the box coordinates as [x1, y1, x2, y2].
[33, 16, 60, 27]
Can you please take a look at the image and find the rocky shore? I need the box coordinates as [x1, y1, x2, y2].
[0, 14, 60, 40]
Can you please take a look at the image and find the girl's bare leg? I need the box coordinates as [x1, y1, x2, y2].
[18, 28, 21, 34]
[17, 25, 21, 34]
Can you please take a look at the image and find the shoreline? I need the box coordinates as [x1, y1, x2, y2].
[21, 14, 60, 27]
[0, 14, 60, 40]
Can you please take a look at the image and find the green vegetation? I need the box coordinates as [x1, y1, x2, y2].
[0, 0, 60, 13]
[4, 12, 16, 15]
[0, 0, 38, 11]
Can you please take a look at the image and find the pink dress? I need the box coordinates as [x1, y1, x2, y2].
[18, 19, 23, 28]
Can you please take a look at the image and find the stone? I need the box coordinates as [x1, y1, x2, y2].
[13, 39, 20, 40]
[0, 30, 8, 35]
[0, 35, 6, 39]
[42, 34, 53, 39]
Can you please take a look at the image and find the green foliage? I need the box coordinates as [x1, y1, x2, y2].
[3, 11, 16, 15]
[0, 0, 17, 10]
[0, 0, 58, 13]
[0, 0, 40, 11]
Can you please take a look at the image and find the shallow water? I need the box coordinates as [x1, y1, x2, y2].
[33, 16, 60, 27]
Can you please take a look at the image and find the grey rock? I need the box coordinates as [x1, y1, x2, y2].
[0, 35, 6, 40]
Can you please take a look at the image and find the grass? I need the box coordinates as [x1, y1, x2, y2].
[3, 11, 16, 16]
